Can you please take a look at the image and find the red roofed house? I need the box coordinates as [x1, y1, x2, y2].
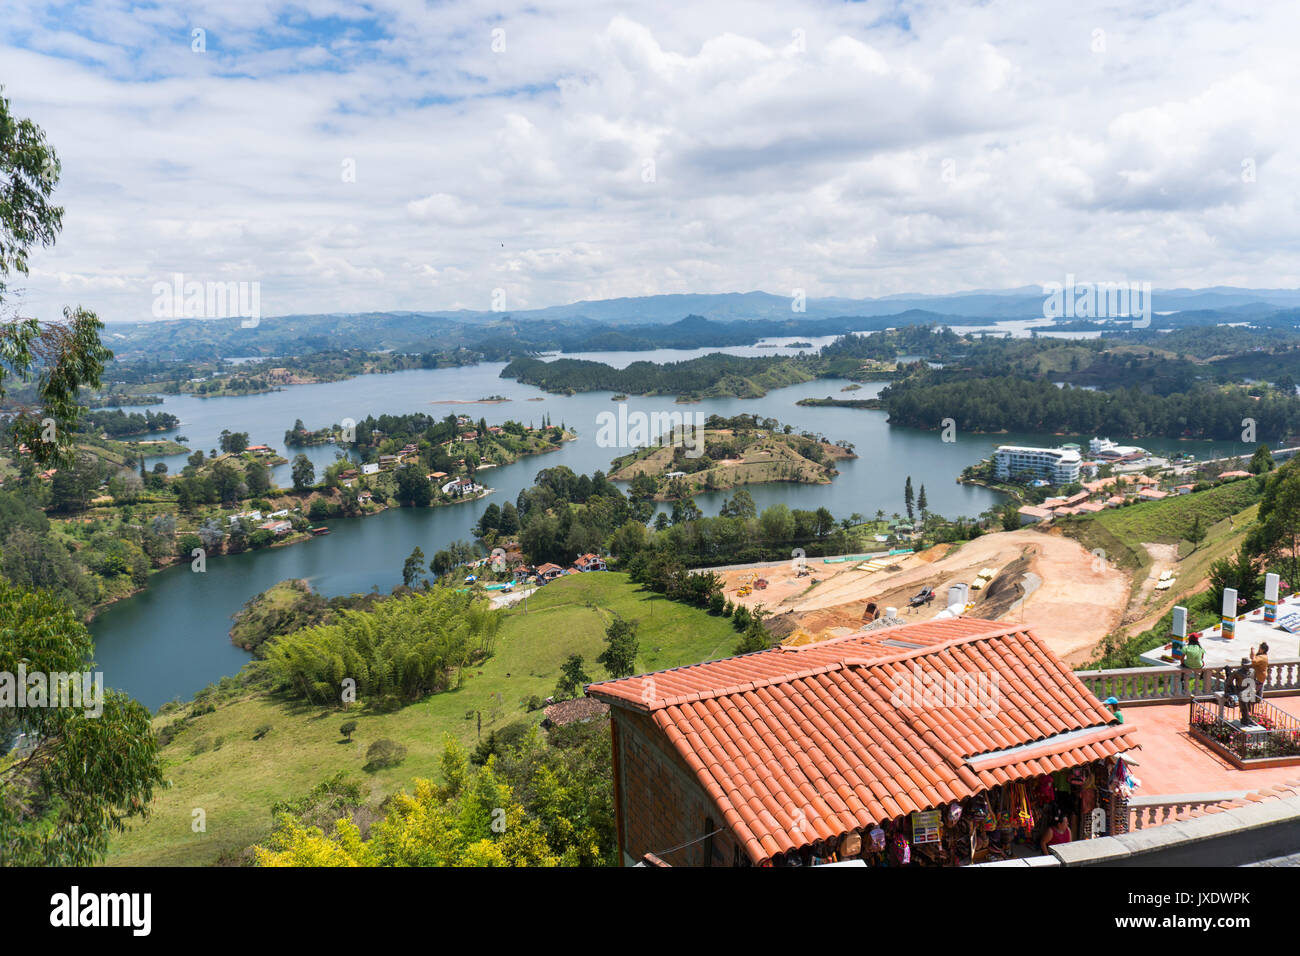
[1219, 470, 1252, 479]
[1138, 487, 1168, 500]
[573, 553, 607, 572]
[586, 617, 1136, 867]
[1017, 504, 1053, 525]
[535, 563, 565, 583]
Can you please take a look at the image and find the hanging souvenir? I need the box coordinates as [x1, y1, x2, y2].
[869, 825, 886, 852]
[892, 832, 911, 865]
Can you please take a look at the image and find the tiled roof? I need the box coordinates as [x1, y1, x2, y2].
[588, 618, 1135, 863]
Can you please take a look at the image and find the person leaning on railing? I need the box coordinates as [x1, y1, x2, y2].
[1251, 642, 1270, 704]
[1182, 634, 1204, 691]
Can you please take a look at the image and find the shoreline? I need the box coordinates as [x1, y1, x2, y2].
[83, 438, 574, 621]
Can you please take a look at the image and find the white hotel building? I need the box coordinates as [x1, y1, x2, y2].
[994, 445, 1082, 484]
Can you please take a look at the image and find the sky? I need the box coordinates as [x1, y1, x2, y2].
[1, 0, 1298, 323]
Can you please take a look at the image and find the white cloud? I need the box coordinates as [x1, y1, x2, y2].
[1, 0, 1298, 322]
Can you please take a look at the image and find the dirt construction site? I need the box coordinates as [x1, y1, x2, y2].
[715, 529, 1129, 664]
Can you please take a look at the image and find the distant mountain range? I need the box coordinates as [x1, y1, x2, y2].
[98, 287, 1300, 363]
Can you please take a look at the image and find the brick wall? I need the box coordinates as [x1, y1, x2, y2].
[612, 707, 743, 867]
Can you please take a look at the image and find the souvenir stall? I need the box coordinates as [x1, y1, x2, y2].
[766, 755, 1138, 867]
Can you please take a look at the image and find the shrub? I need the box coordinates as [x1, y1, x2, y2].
[253, 723, 272, 740]
[363, 739, 407, 772]
[340, 720, 358, 741]
[158, 720, 184, 747]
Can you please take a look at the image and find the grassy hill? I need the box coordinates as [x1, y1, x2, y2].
[104, 572, 739, 866]
[608, 428, 853, 500]
[1056, 477, 1262, 571]
[1055, 477, 1265, 664]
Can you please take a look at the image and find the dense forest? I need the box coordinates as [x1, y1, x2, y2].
[501, 352, 818, 397]
[80, 408, 180, 437]
[879, 372, 1300, 441]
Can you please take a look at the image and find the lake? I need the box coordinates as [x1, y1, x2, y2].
[93, 348, 1249, 708]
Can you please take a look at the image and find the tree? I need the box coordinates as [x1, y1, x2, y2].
[254, 737, 583, 866]
[291, 453, 315, 493]
[904, 476, 915, 523]
[395, 466, 432, 507]
[0, 580, 164, 864]
[209, 460, 244, 504]
[475, 503, 501, 537]
[244, 460, 271, 497]
[219, 429, 249, 455]
[496, 501, 520, 537]
[364, 739, 408, 772]
[1250, 444, 1275, 475]
[719, 489, 756, 519]
[669, 497, 702, 525]
[431, 549, 455, 577]
[1185, 514, 1207, 553]
[917, 484, 928, 524]
[554, 654, 590, 700]
[736, 606, 770, 654]
[1248, 459, 1300, 588]
[339, 721, 358, 742]
[198, 517, 226, 552]
[596, 616, 639, 679]
[0, 93, 113, 464]
[402, 546, 427, 588]
[1208, 545, 1262, 615]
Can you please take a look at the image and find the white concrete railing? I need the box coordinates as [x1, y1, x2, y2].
[1126, 792, 1250, 830]
[1073, 659, 1300, 705]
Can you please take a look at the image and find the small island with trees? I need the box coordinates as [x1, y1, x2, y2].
[607, 413, 855, 501]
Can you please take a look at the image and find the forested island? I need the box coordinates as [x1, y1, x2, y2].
[606, 413, 855, 500]
[500, 352, 819, 399]
[81, 408, 180, 437]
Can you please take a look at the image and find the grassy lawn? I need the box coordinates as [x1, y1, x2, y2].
[104, 572, 739, 867]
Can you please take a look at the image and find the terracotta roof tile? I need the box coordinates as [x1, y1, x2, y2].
[588, 617, 1135, 863]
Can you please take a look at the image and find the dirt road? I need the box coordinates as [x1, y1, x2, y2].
[714, 529, 1129, 661]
